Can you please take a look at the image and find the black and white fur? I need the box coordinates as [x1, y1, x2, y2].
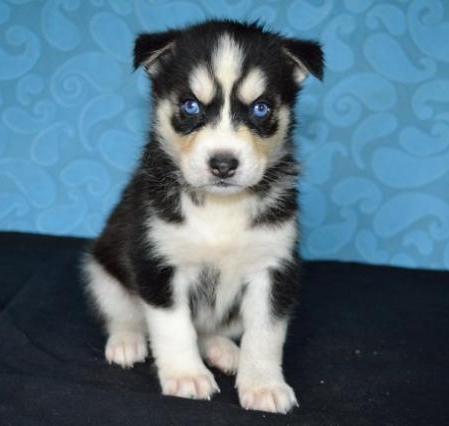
[84, 20, 323, 414]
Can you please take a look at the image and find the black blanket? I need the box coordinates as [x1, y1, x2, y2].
[0, 232, 448, 425]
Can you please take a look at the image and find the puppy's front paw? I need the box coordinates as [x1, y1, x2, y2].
[238, 382, 298, 414]
[105, 332, 148, 368]
[160, 369, 219, 400]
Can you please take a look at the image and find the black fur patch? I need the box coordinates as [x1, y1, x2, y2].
[186, 188, 205, 206]
[136, 259, 175, 309]
[281, 37, 324, 81]
[220, 286, 246, 327]
[270, 252, 301, 319]
[189, 266, 220, 317]
[90, 184, 140, 294]
[134, 30, 180, 71]
[252, 186, 298, 227]
[130, 228, 175, 308]
[250, 151, 299, 195]
[250, 149, 299, 226]
[140, 137, 184, 223]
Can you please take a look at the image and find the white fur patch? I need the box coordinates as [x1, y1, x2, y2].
[189, 65, 215, 104]
[238, 68, 266, 104]
[212, 33, 243, 97]
[83, 255, 146, 335]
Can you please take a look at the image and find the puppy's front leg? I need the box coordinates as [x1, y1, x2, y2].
[237, 268, 298, 414]
[144, 271, 219, 400]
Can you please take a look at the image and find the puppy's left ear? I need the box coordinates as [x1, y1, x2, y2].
[281, 38, 324, 84]
[133, 30, 180, 76]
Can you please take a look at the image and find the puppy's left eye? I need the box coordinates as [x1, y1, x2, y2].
[251, 102, 271, 119]
[181, 99, 201, 116]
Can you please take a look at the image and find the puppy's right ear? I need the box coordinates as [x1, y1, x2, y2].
[133, 30, 179, 76]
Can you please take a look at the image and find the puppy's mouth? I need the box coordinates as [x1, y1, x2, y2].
[213, 179, 235, 188]
[198, 179, 244, 194]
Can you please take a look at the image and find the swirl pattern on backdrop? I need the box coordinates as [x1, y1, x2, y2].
[0, 0, 448, 269]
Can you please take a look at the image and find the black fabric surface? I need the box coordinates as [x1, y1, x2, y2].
[0, 232, 448, 426]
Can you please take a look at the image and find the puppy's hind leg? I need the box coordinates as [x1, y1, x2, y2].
[84, 255, 148, 368]
[199, 335, 240, 375]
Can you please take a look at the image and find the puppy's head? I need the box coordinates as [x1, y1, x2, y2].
[135, 20, 323, 195]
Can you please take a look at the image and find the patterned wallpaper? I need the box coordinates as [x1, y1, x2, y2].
[0, 0, 448, 270]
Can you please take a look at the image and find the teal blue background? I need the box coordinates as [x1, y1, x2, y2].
[1, 0, 449, 270]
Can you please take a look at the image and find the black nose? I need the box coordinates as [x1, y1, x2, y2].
[209, 153, 239, 179]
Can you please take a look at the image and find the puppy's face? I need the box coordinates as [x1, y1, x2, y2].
[135, 21, 323, 195]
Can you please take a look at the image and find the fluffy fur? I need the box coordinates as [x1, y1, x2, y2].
[84, 20, 323, 414]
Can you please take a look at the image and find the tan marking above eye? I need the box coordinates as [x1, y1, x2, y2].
[238, 68, 267, 104]
[189, 65, 216, 105]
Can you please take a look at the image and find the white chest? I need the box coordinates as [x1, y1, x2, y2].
[149, 193, 296, 275]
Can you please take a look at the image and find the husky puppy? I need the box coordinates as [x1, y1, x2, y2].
[84, 20, 323, 414]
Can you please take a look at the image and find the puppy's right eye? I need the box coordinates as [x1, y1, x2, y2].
[181, 99, 201, 116]
[251, 101, 271, 119]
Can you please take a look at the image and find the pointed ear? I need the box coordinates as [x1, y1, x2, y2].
[281, 38, 324, 84]
[133, 30, 179, 75]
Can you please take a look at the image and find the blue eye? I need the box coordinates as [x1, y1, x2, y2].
[252, 102, 271, 119]
[181, 99, 201, 115]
